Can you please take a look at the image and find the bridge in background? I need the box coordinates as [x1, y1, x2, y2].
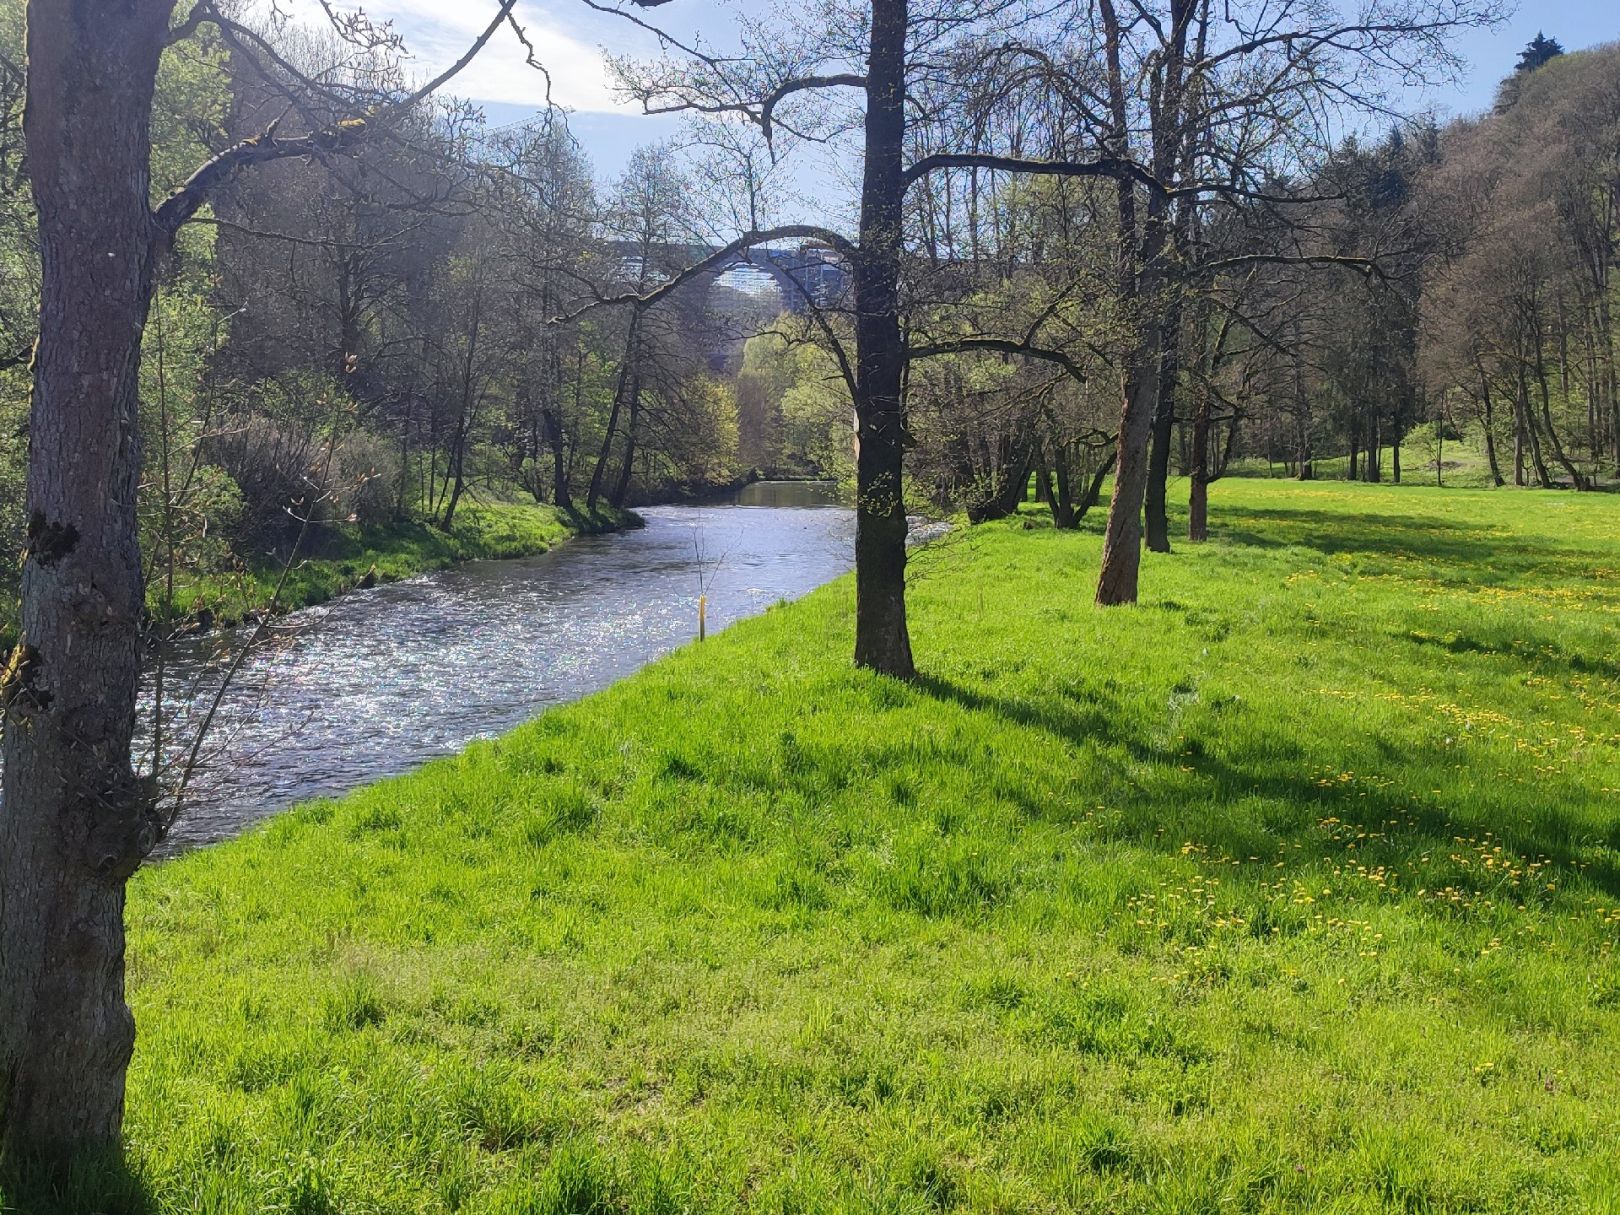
[609, 241, 850, 315]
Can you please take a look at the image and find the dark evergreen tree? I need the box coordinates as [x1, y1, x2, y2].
[1515, 32, 1565, 75]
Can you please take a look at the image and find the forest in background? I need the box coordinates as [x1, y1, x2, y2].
[729, 31, 1620, 524]
[0, 0, 819, 643]
[3, 20, 1615, 645]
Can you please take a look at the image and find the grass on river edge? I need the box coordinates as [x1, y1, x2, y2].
[0, 499, 636, 651]
[9, 478, 1620, 1214]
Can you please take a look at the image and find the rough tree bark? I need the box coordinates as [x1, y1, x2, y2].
[850, 0, 914, 677]
[3, 0, 528, 1164]
[1096, 325, 1162, 605]
[0, 0, 171, 1165]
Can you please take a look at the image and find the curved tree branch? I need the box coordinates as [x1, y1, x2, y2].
[907, 336, 1089, 383]
[902, 152, 1166, 199]
[549, 224, 856, 324]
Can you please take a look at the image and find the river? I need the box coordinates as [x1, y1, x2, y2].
[154, 481, 854, 854]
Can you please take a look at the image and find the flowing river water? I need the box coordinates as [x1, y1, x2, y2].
[155, 481, 854, 854]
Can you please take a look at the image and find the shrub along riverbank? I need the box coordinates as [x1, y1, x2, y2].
[17, 479, 1620, 1213]
[167, 499, 639, 625]
[0, 499, 636, 651]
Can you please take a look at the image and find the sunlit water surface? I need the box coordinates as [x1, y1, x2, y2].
[156, 482, 853, 853]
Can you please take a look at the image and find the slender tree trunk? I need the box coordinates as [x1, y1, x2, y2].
[542, 406, 573, 513]
[1512, 365, 1529, 486]
[850, 0, 914, 676]
[1599, 290, 1619, 472]
[1144, 292, 1181, 553]
[1517, 364, 1551, 487]
[1050, 444, 1077, 529]
[1188, 381, 1211, 542]
[1079, 450, 1116, 518]
[1538, 380, 1585, 489]
[1480, 379, 1505, 487]
[1217, 408, 1239, 478]
[609, 375, 641, 509]
[1, 0, 173, 1166]
[1034, 463, 1052, 506]
[588, 311, 640, 513]
[440, 421, 468, 530]
[1534, 319, 1587, 489]
[1095, 0, 1189, 605]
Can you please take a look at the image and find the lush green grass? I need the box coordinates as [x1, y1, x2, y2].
[13, 479, 1620, 1213]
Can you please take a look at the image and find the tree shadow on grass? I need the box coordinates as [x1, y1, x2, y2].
[911, 672, 1620, 899]
[1401, 627, 1620, 684]
[0, 1150, 150, 1215]
[1214, 505, 1609, 580]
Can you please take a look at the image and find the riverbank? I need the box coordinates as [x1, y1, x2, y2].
[0, 499, 637, 652]
[169, 499, 640, 628]
[25, 480, 1620, 1212]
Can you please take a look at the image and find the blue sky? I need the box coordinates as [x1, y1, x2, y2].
[292, 0, 1620, 187]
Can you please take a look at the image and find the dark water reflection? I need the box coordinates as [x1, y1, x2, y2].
[156, 483, 852, 854]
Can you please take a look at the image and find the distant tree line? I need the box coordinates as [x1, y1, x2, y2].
[0, 4, 791, 639]
[731, 30, 1620, 536]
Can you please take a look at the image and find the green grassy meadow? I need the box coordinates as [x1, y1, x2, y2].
[15, 479, 1620, 1214]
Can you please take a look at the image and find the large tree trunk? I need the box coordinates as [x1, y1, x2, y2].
[1, 0, 173, 1166]
[1097, 338, 1160, 605]
[850, 0, 914, 677]
[1095, 0, 1189, 605]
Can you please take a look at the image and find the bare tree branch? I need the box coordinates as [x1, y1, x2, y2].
[549, 225, 855, 323]
[907, 335, 1090, 382]
[902, 152, 1165, 198]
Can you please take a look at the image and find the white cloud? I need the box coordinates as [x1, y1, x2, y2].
[256, 0, 636, 113]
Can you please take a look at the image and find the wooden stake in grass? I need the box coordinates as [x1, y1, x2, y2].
[699, 594, 708, 642]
